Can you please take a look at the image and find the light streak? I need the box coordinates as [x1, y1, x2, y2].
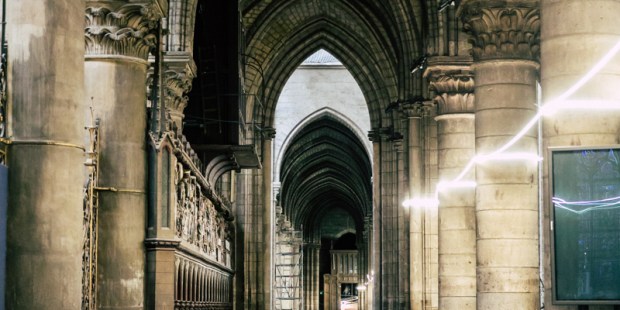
[552, 196, 620, 215]
[402, 197, 439, 208]
[437, 180, 477, 191]
[541, 38, 620, 116]
[474, 152, 543, 163]
[437, 36, 620, 199]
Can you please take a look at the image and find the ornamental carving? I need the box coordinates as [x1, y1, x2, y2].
[426, 67, 475, 114]
[262, 127, 276, 140]
[174, 161, 232, 266]
[85, 3, 161, 60]
[399, 101, 426, 119]
[460, 4, 540, 61]
[164, 68, 193, 113]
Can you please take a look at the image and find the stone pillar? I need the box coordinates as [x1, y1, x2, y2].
[460, 1, 540, 309]
[262, 127, 276, 310]
[394, 137, 410, 309]
[368, 129, 382, 310]
[540, 0, 620, 308]
[400, 103, 425, 310]
[425, 58, 476, 310]
[5, 1, 85, 308]
[375, 128, 401, 309]
[85, 1, 165, 308]
[306, 242, 320, 309]
[360, 216, 372, 310]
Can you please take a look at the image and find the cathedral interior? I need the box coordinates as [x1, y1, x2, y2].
[1, 0, 620, 309]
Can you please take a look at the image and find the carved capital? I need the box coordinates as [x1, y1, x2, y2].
[164, 56, 197, 115]
[262, 127, 276, 140]
[368, 127, 398, 142]
[459, 1, 540, 61]
[368, 129, 382, 143]
[392, 139, 404, 152]
[399, 102, 426, 119]
[425, 59, 475, 114]
[85, 2, 163, 60]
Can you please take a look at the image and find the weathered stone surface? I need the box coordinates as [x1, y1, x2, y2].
[6, 1, 85, 309]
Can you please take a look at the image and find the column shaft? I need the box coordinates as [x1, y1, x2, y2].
[87, 58, 150, 309]
[369, 131, 381, 310]
[6, 1, 85, 308]
[426, 61, 477, 310]
[474, 59, 539, 310]
[436, 114, 476, 309]
[84, 1, 164, 308]
[381, 137, 397, 308]
[262, 129, 275, 310]
[406, 111, 425, 310]
[395, 139, 410, 308]
[460, 2, 541, 308]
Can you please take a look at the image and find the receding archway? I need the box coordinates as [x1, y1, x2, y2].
[271, 50, 373, 310]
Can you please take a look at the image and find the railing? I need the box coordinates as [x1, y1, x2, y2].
[174, 254, 233, 309]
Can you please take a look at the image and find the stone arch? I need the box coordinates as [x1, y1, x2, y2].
[274, 107, 372, 182]
[279, 115, 372, 231]
[166, 0, 199, 53]
[244, 20, 399, 130]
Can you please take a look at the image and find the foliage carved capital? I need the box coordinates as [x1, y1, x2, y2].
[85, 2, 163, 60]
[425, 61, 475, 114]
[399, 101, 426, 119]
[262, 127, 276, 140]
[164, 58, 197, 114]
[459, 1, 540, 61]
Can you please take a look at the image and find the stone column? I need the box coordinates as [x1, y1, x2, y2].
[85, 1, 165, 308]
[5, 1, 85, 308]
[360, 216, 371, 310]
[425, 58, 476, 310]
[306, 242, 320, 309]
[368, 129, 382, 310]
[379, 129, 400, 309]
[394, 136, 411, 309]
[541, 0, 620, 308]
[262, 127, 276, 309]
[460, 1, 540, 309]
[400, 103, 425, 310]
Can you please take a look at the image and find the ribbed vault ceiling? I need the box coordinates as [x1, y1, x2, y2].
[241, 0, 427, 129]
[279, 115, 372, 235]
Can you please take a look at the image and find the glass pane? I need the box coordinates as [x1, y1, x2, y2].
[552, 149, 620, 301]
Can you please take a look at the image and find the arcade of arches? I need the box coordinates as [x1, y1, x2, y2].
[1, 0, 620, 310]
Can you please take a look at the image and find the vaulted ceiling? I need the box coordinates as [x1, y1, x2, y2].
[240, 0, 431, 129]
[279, 115, 372, 237]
